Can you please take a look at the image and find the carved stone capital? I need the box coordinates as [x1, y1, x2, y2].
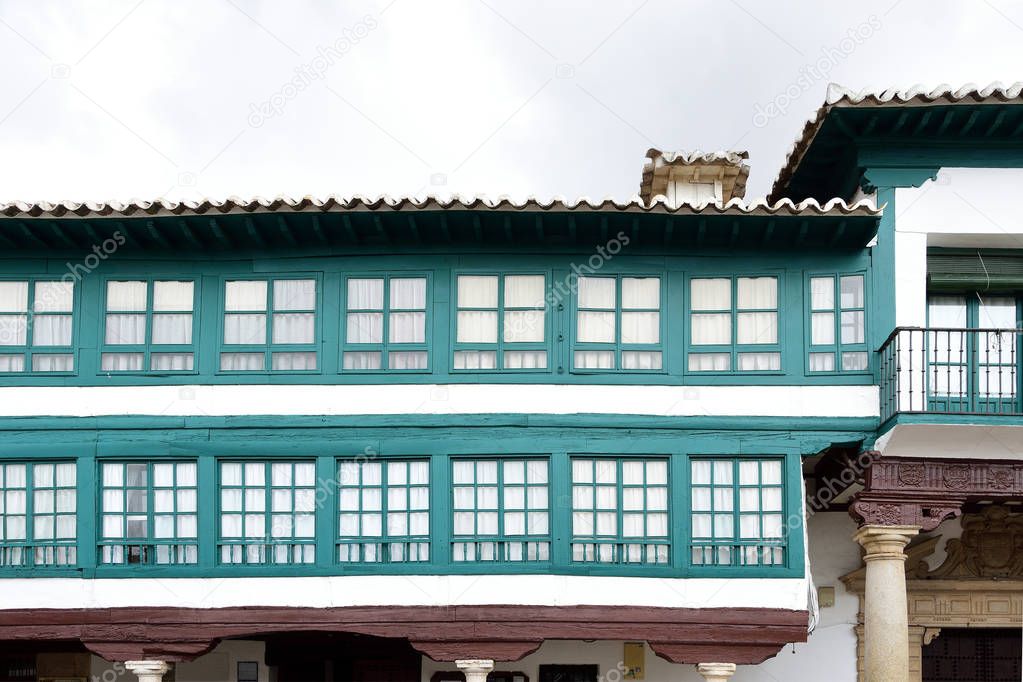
[696, 662, 736, 681]
[853, 525, 919, 561]
[125, 661, 170, 682]
[456, 659, 494, 682]
[850, 498, 962, 531]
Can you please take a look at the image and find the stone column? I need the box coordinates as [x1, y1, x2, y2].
[853, 524, 919, 682]
[696, 663, 735, 681]
[456, 659, 494, 682]
[124, 661, 171, 682]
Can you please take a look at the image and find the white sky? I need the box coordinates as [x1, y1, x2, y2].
[0, 0, 1021, 204]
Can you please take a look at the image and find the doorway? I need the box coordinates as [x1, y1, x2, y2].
[922, 628, 1022, 681]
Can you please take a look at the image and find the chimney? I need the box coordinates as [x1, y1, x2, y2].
[639, 149, 750, 207]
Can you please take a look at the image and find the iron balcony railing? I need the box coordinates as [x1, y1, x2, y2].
[879, 327, 1023, 422]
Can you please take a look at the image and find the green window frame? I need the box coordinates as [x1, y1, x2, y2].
[98, 460, 198, 566]
[100, 279, 198, 373]
[451, 457, 550, 562]
[218, 460, 316, 565]
[572, 275, 664, 372]
[689, 457, 785, 567]
[0, 461, 76, 567]
[687, 275, 781, 373]
[453, 272, 549, 371]
[807, 273, 867, 373]
[337, 458, 430, 562]
[570, 457, 669, 565]
[0, 278, 76, 374]
[341, 274, 430, 372]
[219, 276, 319, 373]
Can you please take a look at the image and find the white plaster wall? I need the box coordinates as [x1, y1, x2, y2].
[894, 167, 1023, 328]
[0, 574, 807, 611]
[0, 384, 879, 419]
[876, 422, 1023, 460]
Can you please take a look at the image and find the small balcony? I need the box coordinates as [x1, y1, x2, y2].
[879, 327, 1023, 423]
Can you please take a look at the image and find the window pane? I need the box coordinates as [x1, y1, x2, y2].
[737, 352, 780, 371]
[504, 310, 544, 342]
[840, 275, 864, 309]
[152, 314, 193, 344]
[106, 281, 147, 312]
[736, 312, 777, 344]
[578, 277, 615, 309]
[224, 314, 266, 344]
[622, 278, 659, 309]
[810, 312, 835, 345]
[34, 315, 73, 346]
[504, 350, 547, 369]
[691, 279, 730, 310]
[577, 311, 615, 343]
[0, 282, 28, 313]
[390, 278, 426, 309]
[688, 352, 729, 371]
[389, 312, 426, 343]
[457, 276, 498, 308]
[343, 351, 382, 370]
[574, 350, 614, 369]
[274, 280, 316, 311]
[810, 277, 834, 310]
[692, 313, 730, 345]
[347, 279, 384, 310]
[841, 311, 865, 344]
[105, 314, 146, 345]
[453, 350, 497, 370]
[272, 313, 315, 344]
[0, 316, 27, 346]
[153, 281, 194, 311]
[457, 311, 498, 343]
[621, 312, 659, 344]
[737, 277, 777, 310]
[809, 352, 835, 372]
[504, 275, 545, 308]
[347, 312, 383, 344]
[225, 281, 267, 311]
[842, 351, 869, 371]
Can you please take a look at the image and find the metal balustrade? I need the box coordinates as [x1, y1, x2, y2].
[879, 327, 1022, 422]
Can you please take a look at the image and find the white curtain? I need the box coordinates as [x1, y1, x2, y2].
[572, 349, 609, 370]
[691, 313, 730, 345]
[810, 277, 834, 310]
[343, 351, 382, 370]
[152, 314, 192, 344]
[738, 352, 780, 371]
[389, 312, 425, 343]
[690, 460, 711, 484]
[505, 350, 546, 369]
[810, 312, 835, 345]
[714, 514, 733, 537]
[688, 352, 729, 372]
[32, 354, 73, 372]
[740, 515, 760, 539]
[347, 279, 383, 310]
[0, 354, 24, 371]
[620, 312, 659, 343]
[621, 351, 661, 370]
[105, 314, 145, 345]
[737, 312, 777, 344]
[691, 278, 730, 310]
[842, 352, 868, 371]
[34, 315, 72, 346]
[151, 352, 193, 371]
[0, 281, 28, 312]
[503, 310, 543, 342]
[737, 277, 777, 309]
[274, 279, 315, 311]
[225, 280, 267, 311]
[577, 277, 614, 308]
[646, 511, 668, 536]
[35, 281, 73, 311]
[457, 275, 498, 308]
[388, 351, 427, 370]
[390, 278, 426, 309]
[577, 311, 614, 343]
[622, 277, 659, 308]
[271, 352, 316, 370]
[107, 281, 146, 311]
[840, 275, 864, 308]
[220, 352, 264, 371]
[102, 352, 143, 371]
[456, 311, 497, 343]
[272, 313, 314, 344]
[347, 312, 383, 343]
[840, 311, 865, 344]
[224, 314, 266, 344]
[453, 350, 497, 370]
[0, 315, 27, 346]
[504, 275, 544, 307]
[809, 352, 835, 372]
[153, 281, 193, 311]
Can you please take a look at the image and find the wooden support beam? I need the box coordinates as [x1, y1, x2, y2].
[697, 219, 706, 244]
[145, 220, 171, 248]
[277, 216, 297, 245]
[860, 114, 880, 137]
[372, 216, 387, 243]
[984, 110, 1008, 137]
[206, 218, 231, 248]
[533, 215, 542, 242]
[830, 112, 857, 138]
[17, 220, 50, 248]
[889, 111, 910, 135]
[935, 110, 956, 136]
[796, 220, 809, 245]
[48, 221, 77, 248]
[501, 215, 513, 243]
[81, 221, 103, 248]
[244, 217, 266, 247]
[567, 216, 577, 242]
[728, 220, 740, 247]
[178, 219, 202, 248]
[309, 215, 329, 246]
[438, 214, 451, 242]
[829, 220, 847, 246]
[663, 218, 674, 246]
[472, 215, 483, 242]
[762, 220, 775, 246]
[113, 221, 141, 249]
[341, 215, 358, 243]
[910, 110, 934, 136]
[406, 215, 422, 245]
[959, 110, 980, 136]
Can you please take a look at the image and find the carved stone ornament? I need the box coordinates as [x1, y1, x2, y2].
[920, 505, 1023, 579]
[988, 468, 1014, 491]
[942, 465, 971, 490]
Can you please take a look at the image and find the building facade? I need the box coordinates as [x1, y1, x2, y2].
[0, 82, 1020, 682]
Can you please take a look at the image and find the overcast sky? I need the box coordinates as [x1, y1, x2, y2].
[0, 0, 1021, 204]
